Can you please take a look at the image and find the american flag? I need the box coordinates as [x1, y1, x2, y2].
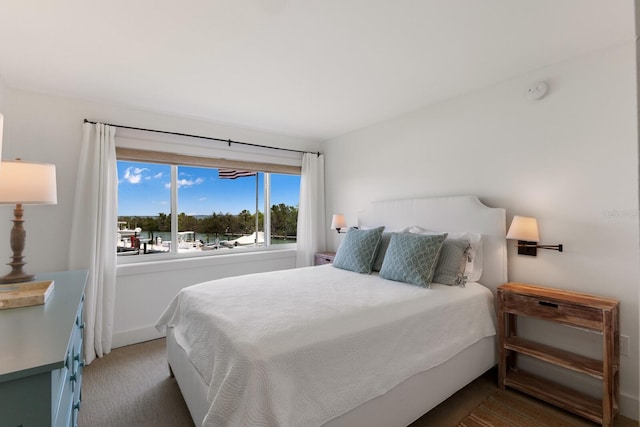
[218, 169, 257, 179]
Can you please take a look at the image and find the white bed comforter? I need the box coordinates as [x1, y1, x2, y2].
[155, 265, 496, 427]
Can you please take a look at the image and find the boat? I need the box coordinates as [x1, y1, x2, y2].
[161, 231, 202, 251]
[219, 231, 264, 248]
[177, 231, 202, 250]
[117, 222, 142, 238]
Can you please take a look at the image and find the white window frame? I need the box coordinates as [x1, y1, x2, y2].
[114, 127, 302, 265]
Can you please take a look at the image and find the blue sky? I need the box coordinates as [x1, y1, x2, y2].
[117, 161, 300, 216]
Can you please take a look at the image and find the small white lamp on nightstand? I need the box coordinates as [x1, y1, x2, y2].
[0, 159, 57, 284]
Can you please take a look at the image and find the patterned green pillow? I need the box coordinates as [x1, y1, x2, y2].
[372, 232, 393, 272]
[433, 239, 471, 286]
[333, 226, 385, 274]
[379, 232, 447, 288]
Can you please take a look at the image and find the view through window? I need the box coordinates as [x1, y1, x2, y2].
[117, 160, 300, 257]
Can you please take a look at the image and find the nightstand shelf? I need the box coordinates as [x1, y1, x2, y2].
[504, 370, 603, 423]
[504, 337, 607, 378]
[497, 282, 619, 426]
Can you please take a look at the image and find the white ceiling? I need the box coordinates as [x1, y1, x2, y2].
[0, 1, 635, 141]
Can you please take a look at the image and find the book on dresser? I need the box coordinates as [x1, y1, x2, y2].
[0, 270, 88, 427]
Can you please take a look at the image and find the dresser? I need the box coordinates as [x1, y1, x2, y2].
[497, 282, 619, 426]
[0, 270, 88, 427]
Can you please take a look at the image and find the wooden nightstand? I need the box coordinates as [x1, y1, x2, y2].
[497, 282, 619, 426]
[314, 252, 336, 266]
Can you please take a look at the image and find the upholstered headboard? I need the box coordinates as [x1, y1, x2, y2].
[358, 195, 507, 293]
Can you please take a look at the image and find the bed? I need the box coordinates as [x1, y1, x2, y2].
[156, 195, 507, 427]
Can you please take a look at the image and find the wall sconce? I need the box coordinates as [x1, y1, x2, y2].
[0, 159, 58, 284]
[330, 214, 347, 234]
[506, 215, 563, 256]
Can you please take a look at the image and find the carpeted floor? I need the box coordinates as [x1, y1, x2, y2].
[79, 338, 637, 427]
[79, 338, 194, 427]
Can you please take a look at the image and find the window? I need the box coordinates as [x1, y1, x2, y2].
[116, 157, 300, 259]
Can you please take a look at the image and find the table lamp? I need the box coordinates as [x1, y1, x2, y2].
[0, 159, 57, 284]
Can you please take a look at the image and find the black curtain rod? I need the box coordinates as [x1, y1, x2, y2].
[83, 119, 321, 157]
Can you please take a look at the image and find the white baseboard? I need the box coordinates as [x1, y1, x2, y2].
[112, 326, 165, 349]
[620, 391, 639, 421]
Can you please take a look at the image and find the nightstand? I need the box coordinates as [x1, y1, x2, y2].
[497, 282, 619, 426]
[314, 252, 336, 266]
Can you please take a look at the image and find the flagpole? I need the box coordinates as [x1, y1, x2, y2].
[255, 173, 259, 245]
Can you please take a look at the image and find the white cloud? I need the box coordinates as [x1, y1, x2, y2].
[123, 166, 148, 184]
[173, 177, 205, 189]
[154, 172, 163, 179]
[163, 176, 205, 189]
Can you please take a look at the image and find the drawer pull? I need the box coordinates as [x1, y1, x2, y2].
[74, 352, 85, 368]
[538, 301, 558, 308]
[70, 371, 77, 392]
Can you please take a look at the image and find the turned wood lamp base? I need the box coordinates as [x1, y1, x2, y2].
[0, 204, 36, 285]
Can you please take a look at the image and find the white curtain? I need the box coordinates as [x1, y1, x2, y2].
[69, 122, 118, 365]
[296, 153, 326, 267]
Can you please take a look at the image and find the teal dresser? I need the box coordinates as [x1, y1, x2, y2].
[0, 270, 88, 427]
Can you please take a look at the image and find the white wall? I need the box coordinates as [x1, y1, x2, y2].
[0, 76, 7, 158]
[323, 43, 639, 419]
[0, 76, 7, 110]
[1, 89, 319, 346]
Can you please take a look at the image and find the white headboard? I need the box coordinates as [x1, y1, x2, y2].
[358, 195, 507, 293]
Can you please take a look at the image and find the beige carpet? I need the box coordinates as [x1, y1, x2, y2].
[79, 339, 637, 427]
[78, 338, 194, 427]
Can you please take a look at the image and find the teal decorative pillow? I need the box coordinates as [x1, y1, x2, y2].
[333, 226, 385, 274]
[379, 232, 447, 288]
[433, 239, 471, 286]
[372, 232, 393, 272]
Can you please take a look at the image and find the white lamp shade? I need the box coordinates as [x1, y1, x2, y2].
[330, 214, 346, 230]
[0, 160, 57, 205]
[506, 215, 539, 242]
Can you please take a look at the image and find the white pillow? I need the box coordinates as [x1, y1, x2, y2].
[403, 225, 483, 282]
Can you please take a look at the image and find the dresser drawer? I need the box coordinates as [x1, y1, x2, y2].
[51, 352, 71, 426]
[71, 299, 84, 407]
[502, 292, 603, 330]
[53, 299, 84, 427]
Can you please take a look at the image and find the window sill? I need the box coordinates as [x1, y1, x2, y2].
[116, 245, 297, 277]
